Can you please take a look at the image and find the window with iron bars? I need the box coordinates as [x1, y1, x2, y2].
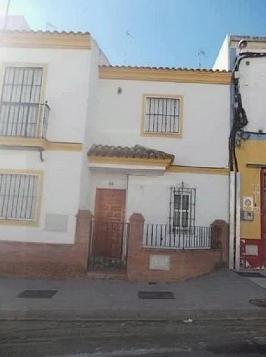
[0, 173, 39, 222]
[143, 96, 181, 135]
[169, 185, 196, 231]
[0, 66, 47, 138]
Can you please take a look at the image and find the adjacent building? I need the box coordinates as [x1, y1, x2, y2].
[214, 35, 266, 269]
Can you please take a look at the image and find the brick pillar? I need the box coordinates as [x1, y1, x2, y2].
[210, 220, 229, 267]
[75, 210, 93, 270]
[127, 213, 145, 278]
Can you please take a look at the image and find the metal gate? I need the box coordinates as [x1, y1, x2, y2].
[88, 220, 129, 271]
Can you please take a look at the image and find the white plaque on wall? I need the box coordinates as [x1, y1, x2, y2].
[149, 255, 170, 271]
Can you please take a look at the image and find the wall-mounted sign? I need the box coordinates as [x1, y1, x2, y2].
[242, 196, 254, 211]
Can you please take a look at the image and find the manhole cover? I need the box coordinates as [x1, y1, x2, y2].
[249, 299, 266, 307]
[138, 291, 175, 299]
[17, 290, 57, 299]
[237, 272, 265, 278]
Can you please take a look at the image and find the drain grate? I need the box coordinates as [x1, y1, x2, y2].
[237, 272, 266, 278]
[138, 291, 175, 299]
[249, 299, 266, 307]
[17, 290, 57, 299]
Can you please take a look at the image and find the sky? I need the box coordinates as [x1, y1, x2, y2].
[1, 0, 266, 69]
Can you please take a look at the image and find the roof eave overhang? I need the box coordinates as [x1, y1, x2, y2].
[88, 155, 172, 175]
[99, 66, 231, 85]
[0, 31, 91, 49]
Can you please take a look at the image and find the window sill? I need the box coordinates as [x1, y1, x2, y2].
[0, 137, 83, 151]
[0, 219, 38, 227]
[141, 132, 182, 138]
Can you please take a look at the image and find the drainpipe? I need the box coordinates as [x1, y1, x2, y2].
[229, 171, 241, 270]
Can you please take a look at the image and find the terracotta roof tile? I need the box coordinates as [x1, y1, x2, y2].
[0, 30, 90, 35]
[88, 144, 174, 162]
[99, 65, 229, 73]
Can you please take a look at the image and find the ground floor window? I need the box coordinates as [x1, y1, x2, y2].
[170, 183, 196, 230]
[0, 172, 40, 222]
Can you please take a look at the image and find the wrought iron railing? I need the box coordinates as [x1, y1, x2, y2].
[143, 224, 212, 249]
[0, 101, 50, 139]
[89, 220, 130, 271]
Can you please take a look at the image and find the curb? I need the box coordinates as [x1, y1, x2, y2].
[1, 308, 266, 322]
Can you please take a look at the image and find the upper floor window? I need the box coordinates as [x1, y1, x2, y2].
[0, 65, 50, 138]
[0, 172, 41, 223]
[143, 95, 182, 136]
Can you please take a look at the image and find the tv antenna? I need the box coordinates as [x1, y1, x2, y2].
[198, 49, 206, 69]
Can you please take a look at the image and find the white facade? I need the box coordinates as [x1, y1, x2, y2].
[0, 33, 93, 244]
[238, 56, 266, 132]
[0, 31, 231, 249]
[87, 76, 230, 228]
[92, 79, 230, 167]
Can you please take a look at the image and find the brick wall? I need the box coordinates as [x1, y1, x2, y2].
[127, 213, 229, 283]
[0, 210, 92, 278]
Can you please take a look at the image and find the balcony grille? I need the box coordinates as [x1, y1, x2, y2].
[0, 66, 50, 138]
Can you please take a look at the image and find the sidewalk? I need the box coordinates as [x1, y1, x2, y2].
[0, 271, 266, 321]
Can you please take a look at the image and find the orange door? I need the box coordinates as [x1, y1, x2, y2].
[93, 189, 126, 258]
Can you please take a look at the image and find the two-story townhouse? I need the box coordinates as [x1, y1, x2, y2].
[0, 30, 108, 276]
[0, 28, 231, 279]
[86, 65, 231, 271]
[214, 35, 266, 270]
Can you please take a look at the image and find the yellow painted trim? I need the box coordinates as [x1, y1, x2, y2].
[0, 169, 43, 227]
[167, 165, 229, 175]
[99, 66, 231, 85]
[0, 137, 83, 151]
[141, 94, 183, 137]
[235, 140, 266, 240]
[45, 141, 83, 151]
[0, 31, 91, 49]
[88, 155, 172, 167]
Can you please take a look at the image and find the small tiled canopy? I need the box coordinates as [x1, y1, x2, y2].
[88, 144, 174, 163]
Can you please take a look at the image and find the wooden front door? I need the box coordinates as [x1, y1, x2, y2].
[93, 189, 126, 259]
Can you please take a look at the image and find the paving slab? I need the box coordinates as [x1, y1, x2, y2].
[0, 271, 265, 321]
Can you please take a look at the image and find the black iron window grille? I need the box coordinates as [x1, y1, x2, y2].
[0, 173, 39, 221]
[142, 184, 210, 249]
[0, 66, 50, 138]
[169, 183, 196, 231]
[143, 96, 180, 134]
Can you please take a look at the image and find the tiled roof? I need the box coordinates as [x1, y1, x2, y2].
[88, 144, 174, 162]
[0, 30, 90, 35]
[230, 35, 266, 42]
[99, 65, 229, 73]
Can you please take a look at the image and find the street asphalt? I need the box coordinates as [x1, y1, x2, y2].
[0, 270, 266, 356]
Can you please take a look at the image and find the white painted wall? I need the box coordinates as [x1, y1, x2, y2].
[0, 47, 91, 142]
[127, 173, 228, 226]
[88, 170, 228, 226]
[239, 56, 266, 132]
[91, 79, 230, 167]
[0, 150, 82, 244]
[0, 44, 94, 243]
[213, 36, 230, 71]
[78, 40, 107, 210]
